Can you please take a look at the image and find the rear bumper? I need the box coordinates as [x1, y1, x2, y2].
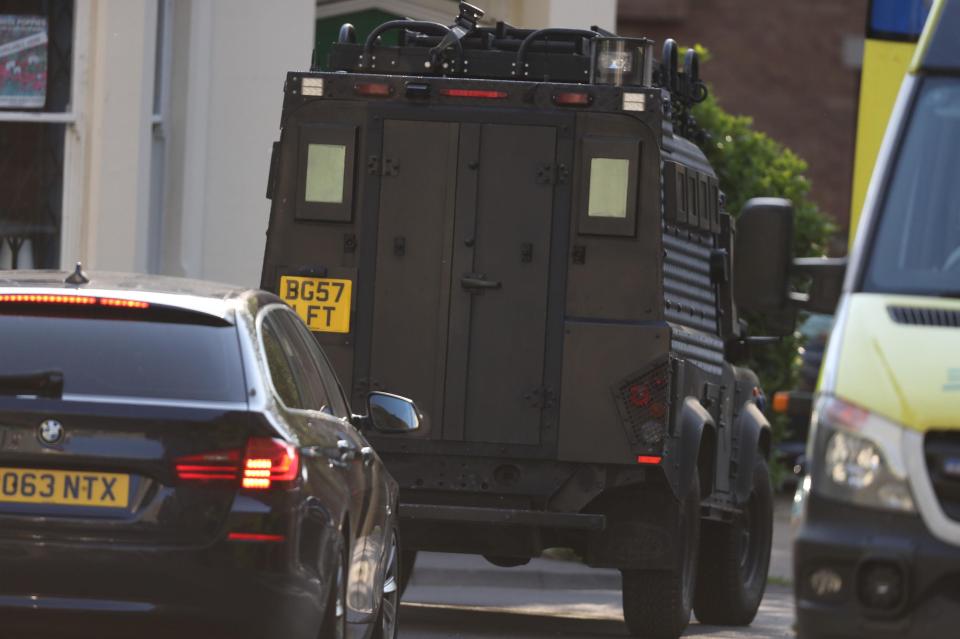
[400, 503, 605, 530]
[0, 536, 328, 639]
[795, 493, 960, 639]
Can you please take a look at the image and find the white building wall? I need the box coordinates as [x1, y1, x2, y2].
[482, 0, 617, 31]
[67, 0, 616, 286]
[76, 0, 157, 273]
[162, 0, 315, 286]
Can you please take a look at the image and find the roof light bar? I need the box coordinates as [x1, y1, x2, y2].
[439, 88, 508, 99]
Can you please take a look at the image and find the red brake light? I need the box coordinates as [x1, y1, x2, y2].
[355, 82, 392, 97]
[227, 532, 285, 543]
[175, 449, 241, 481]
[439, 88, 508, 99]
[637, 455, 662, 465]
[99, 298, 150, 309]
[242, 437, 300, 490]
[0, 294, 149, 309]
[553, 92, 591, 106]
[0, 294, 96, 305]
[174, 437, 299, 489]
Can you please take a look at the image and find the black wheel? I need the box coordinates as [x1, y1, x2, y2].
[693, 455, 773, 626]
[321, 536, 348, 639]
[398, 550, 417, 598]
[621, 468, 700, 639]
[373, 529, 400, 639]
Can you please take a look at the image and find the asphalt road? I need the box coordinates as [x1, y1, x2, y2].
[398, 497, 796, 638]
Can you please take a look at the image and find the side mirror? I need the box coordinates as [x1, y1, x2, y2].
[792, 257, 847, 314]
[367, 392, 421, 433]
[734, 197, 795, 314]
[733, 198, 848, 336]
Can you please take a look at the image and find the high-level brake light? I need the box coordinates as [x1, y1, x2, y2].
[439, 88, 508, 99]
[0, 294, 150, 308]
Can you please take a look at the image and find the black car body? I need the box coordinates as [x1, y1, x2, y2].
[0, 269, 412, 639]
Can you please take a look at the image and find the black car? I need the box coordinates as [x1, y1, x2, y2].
[0, 268, 418, 639]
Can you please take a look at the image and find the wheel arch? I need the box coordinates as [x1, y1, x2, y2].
[734, 401, 772, 505]
[668, 396, 716, 501]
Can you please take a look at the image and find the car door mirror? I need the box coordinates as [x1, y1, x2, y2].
[367, 392, 421, 433]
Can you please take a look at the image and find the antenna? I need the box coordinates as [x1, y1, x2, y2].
[64, 262, 89, 285]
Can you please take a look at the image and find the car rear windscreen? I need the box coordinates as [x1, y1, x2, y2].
[0, 313, 247, 404]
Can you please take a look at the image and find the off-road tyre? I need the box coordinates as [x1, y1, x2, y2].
[398, 550, 417, 598]
[693, 455, 773, 626]
[321, 535, 349, 639]
[621, 468, 700, 639]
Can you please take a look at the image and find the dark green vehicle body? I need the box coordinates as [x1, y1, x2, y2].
[260, 7, 772, 604]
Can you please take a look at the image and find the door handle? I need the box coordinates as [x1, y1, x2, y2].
[336, 439, 359, 463]
[461, 274, 501, 291]
[311, 439, 358, 467]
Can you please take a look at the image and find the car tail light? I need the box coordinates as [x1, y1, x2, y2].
[174, 437, 299, 489]
[242, 437, 300, 490]
[0, 294, 150, 308]
[553, 92, 591, 106]
[439, 88, 508, 99]
[175, 449, 241, 481]
[636, 455, 662, 465]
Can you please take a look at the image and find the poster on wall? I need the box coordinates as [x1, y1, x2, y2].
[0, 15, 48, 109]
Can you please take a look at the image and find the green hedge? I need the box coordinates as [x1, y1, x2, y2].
[690, 50, 838, 456]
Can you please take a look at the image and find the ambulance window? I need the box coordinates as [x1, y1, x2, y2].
[296, 124, 357, 222]
[588, 158, 630, 218]
[578, 137, 640, 236]
[305, 144, 346, 203]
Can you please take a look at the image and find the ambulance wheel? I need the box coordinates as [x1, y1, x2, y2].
[621, 468, 700, 639]
[693, 456, 772, 626]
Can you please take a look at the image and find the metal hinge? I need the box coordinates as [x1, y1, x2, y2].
[535, 163, 568, 185]
[367, 155, 401, 177]
[525, 386, 556, 409]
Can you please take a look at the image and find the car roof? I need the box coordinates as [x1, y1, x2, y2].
[0, 270, 281, 321]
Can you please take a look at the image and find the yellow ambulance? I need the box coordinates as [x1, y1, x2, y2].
[794, 0, 960, 636]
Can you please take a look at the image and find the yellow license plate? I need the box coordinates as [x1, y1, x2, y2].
[279, 276, 352, 333]
[0, 468, 130, 508]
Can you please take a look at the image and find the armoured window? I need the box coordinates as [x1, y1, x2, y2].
[305, 144, 346, 204]
[588, 158, 630, 218]
[578, 136, 640, 236]
[296, 124, 357, 222]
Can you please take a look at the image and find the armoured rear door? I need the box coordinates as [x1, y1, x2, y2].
[369, 119, 561, 447]
[444, 124, 558, 446]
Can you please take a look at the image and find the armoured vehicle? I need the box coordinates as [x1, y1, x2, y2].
[261, 3, 818, 636]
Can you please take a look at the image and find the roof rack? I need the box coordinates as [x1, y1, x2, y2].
[319, 2, 709, 140]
